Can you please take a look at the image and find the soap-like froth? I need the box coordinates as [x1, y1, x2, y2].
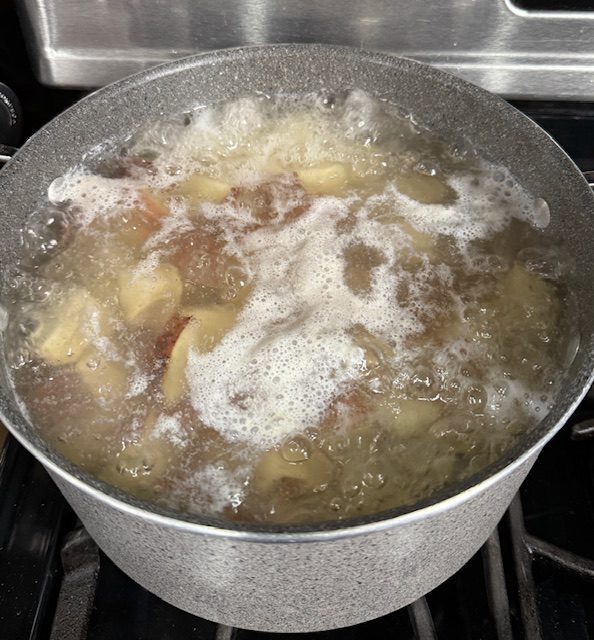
[44, 91, 553, 452]
[175, 463, 248, 513]
[48, 172, 144, 227]
[47, 92, 547, 245]
[152, 413, 186, 447]
[186, 193, 437, 448]
[381, 166, 546, 247]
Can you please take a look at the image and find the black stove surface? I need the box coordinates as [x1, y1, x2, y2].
[2, 1, 594, 638]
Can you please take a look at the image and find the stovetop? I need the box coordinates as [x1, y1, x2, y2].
[2, 1, 594, 638]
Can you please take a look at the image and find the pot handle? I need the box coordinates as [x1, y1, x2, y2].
[0, 144, 17, 166]
[582, 170, 594, 189]
[0, 83, 22, 166]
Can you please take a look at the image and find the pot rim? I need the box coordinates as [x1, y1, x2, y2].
[2, 43, 594, 541]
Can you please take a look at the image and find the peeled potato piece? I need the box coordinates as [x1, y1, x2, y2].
[32, 288, 108, 366]
[502, 263, 558, 332]
[118, 263, 182, 330]
[372, 398, 443, 438]
[493, 262, 561, 378]
[162, 305, 239, 405]
[76, 350, 129, 402]
[177, 174, 231, 204]
[395, 399, 443, 436]
[107, 411, 177, 491]
[463, 262, 559, 365]
[396, 171, 456, 205]
[252, 447, 333, 493]
[296, 163, 349, 196]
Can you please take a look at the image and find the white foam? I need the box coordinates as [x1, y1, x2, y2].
[48, 172, 143, 227]
[181, 464, 247, 512]
[45, 90, 556, 455]
[387, 164, 548, 248]
[186, 194, 433, 448]
[52, 92, 548, 248]
[129, 252, 162, 278]
[151, 413, 186, 447]
[127, 372, 151, 397]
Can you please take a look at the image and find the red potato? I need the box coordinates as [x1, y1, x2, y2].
[116, 206, 162, 249]
[155, 314, 192, 362]
[166, 228, 225, 281]
[228, 173, 309, 227]
[139, 189, 171, 223]
[112, 190, 172, 250]
[166, 227, 251, 305]
[161, 305, 239, 406]
[318, 387, 371, 433]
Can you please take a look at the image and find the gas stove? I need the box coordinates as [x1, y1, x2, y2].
[2, 1, 594, 638]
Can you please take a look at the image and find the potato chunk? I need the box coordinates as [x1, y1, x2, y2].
[297, 163, 349, 196]
[343, 243, 386, 294]
[32, 289, 108, 366]
[494, 262, 561, 377]
[76, 351, 129, 401]
[395, 171, 456, 204]
[162, 305, 238, 405]
[118, 263, 182, 330]
[177, 174, 231, 204]
[349, 325, 393, 371]
[252, 447, 333, 493]
[502, 263, 558, 331]
[139, 189, 170, 221]
[104, 410, 178, 494]
[228, 173, 308, 226]
[372, 398, 442, 438]
[117, 206, 162, 249]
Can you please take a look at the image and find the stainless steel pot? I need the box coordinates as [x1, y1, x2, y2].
[1, 45, 593, 633]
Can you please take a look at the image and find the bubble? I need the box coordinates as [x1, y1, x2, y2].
[464, 385, 488, 415]
[279, 435, 311, 462]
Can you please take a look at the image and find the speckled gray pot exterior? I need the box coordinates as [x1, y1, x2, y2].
[48, 457, 535, 631]
[1, 45, 594, 633]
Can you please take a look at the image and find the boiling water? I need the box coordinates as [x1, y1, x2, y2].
[4, 91, 574, 523]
